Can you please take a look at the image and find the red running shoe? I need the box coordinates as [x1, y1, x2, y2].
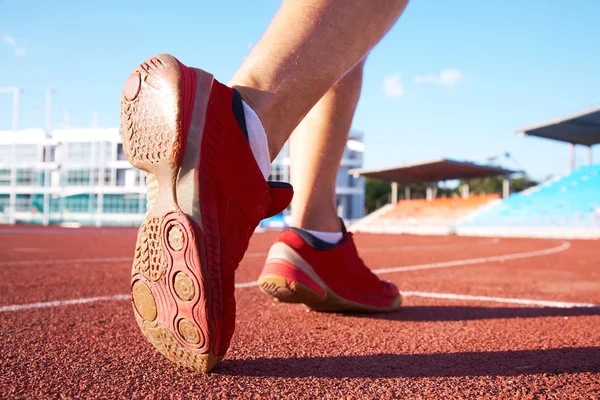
[120, 54, 292, 372]
[258, 223, 401, 312]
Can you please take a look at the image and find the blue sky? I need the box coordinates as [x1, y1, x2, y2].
[1, 0, 599, 180]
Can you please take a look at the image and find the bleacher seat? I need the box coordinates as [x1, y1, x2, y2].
[374, 194, 500, 227]
[460, 165, 600, 229]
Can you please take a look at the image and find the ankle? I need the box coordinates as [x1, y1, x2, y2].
[229, 83, 277, 155]
[291, 212, 342, 233]
[230, 81, 293, 162]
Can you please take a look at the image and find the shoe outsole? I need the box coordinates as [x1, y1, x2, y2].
[258, 275, 401, 313]
[120, 54, 221, 372]
[258, 244, 402, 313]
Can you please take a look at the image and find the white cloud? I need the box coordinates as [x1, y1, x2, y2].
[382, 74, 404, 98]
[4, 35, 16, 47]
[3, 34, 26, 57]
[439, 69, 463, 85]
[414, 69, 463, 86]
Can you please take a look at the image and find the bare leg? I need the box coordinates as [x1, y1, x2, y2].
[289, 59, 365, 233]
[229, 0, 409, 161]
[256, 58, 400, 314]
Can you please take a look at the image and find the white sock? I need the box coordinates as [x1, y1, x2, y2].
[242, 100, 271, 179]
[302, 228, 343, 244]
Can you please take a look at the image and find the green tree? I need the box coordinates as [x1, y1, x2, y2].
[364, 178, 392, 213]
[461, 174, 538, 195]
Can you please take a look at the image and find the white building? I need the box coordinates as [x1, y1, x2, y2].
[268, 130, 366, 222]
[0, 128, 365, 226]
[0, 128, 146, 226]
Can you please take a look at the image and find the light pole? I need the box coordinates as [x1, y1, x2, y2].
[46, 88, 56, 132]
[0, 87, 21, 131]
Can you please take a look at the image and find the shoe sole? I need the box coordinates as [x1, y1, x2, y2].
[258, 243, 402, 313]
[120, 54, 221, 372]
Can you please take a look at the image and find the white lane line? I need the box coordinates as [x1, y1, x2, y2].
[235, 281, 260, 288]
[0, 240, 576, 313]
[244, 238, 501, 258]
[0, 257, 132, 267]
[3, 290, 598, 313]
[3, 239, 502, 267]
[402, 291, 600, 309]
[372, 241, 571, 274]
[0, 295, 130, 313]
[236, 241, 570, 292]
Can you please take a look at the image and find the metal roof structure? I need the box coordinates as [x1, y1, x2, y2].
[515, 105, 600, 146]
[349, 158, 517, 184]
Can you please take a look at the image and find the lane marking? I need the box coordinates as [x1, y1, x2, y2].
[244, 238, 501, 258]
[402, 291, 600, 308]
[0, 240, 578, 313]
[2, 290, 598, 313]
[372, 241, 571, 274]
[0, 295, 130, 313]
[237, 241, 571, 292]
[236, 281, 260, 288]
[0, 238, 501, 267]
[0, 257, 132, 267]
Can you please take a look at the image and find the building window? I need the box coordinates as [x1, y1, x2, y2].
[0, 194, 9, 212]
[116, 169, 126, 186]
[15, 194, 32, 211]
[16, 169, 36, 186]
[135, 170, 144, 186]
[0, 169, 10, 186]
[43, 146, 56, 162]
[117, 144, 126, 161]
[268, 165, 287, 182]
[104, 169, 112, 185]
[103, 194, 145, 214]
[60, 194, 93, 213]
[65, 169, 91, 186]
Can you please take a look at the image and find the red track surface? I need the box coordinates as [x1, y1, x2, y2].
[1, 226, 599, 398]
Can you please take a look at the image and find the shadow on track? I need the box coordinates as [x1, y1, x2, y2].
[349, 305, 600, 322]
[216, 347, 600, 378]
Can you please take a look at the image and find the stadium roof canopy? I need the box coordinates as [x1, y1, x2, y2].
[349, 158, 517, 184]
[515, 105, 600, 146]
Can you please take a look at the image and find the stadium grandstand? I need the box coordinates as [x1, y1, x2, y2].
[459, 105, 600, 238]
[352, 105, 600, 239]
[349, 159, 515, 235]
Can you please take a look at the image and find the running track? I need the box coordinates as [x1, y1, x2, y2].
[1, 226, 599, 398]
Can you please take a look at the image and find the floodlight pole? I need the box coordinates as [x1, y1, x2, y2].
[13, 88, 20, 131]
[0, 87, 21, 130]
[46, 88, 55, 132]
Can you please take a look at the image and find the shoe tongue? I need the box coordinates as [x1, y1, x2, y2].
[264, 181, 293, 219]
